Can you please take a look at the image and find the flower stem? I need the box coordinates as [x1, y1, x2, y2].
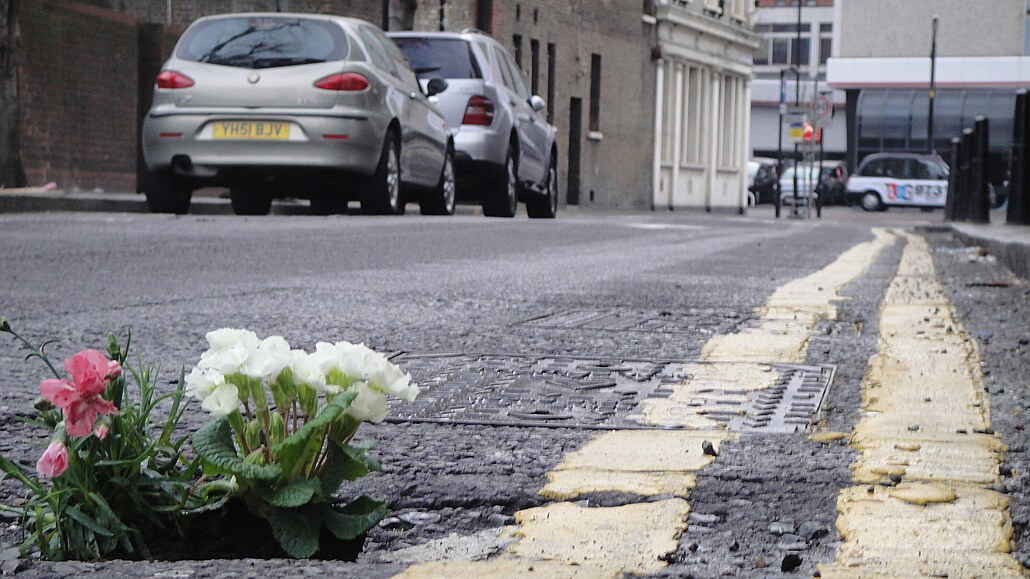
[4, 326, 61, 378]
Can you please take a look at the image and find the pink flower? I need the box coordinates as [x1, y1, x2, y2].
[106, 360, 122, 380]
[93, 423, 109, 440]
[39, 349, 119, 438]
[36, 440, 69, 477]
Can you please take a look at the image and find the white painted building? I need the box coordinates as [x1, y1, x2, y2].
[651, 0, 759, 212]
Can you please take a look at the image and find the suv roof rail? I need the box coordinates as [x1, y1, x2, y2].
[461, 27, 485, 35]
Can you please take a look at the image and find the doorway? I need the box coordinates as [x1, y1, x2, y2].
[568, 97, 582, 205]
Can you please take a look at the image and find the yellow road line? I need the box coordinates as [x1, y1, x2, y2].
[395, 229, 895, 578]
[819, 231, 1026, 578]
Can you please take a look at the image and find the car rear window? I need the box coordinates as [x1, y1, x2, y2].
[177, 16, 349, 69]
[391, 38, 481, 79]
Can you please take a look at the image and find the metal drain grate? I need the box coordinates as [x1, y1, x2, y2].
[517, 308, 752, 335]
[386, 353, 835, 433]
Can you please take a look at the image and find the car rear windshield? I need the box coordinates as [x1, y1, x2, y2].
[177, 16, 349, 69]
[391, 38, 481, 79]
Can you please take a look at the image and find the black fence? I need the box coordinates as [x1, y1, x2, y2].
[947, 89, 1030, 225]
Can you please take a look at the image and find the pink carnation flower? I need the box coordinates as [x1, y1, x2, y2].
[39, 349, 119, 438]
[36, 440, 69, 477]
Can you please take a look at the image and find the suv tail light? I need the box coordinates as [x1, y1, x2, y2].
[156, 71, 194, 89]
[462, 96, 495, 126]
[314, 73, 369, 91]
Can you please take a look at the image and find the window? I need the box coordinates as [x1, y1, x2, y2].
[359, 27, 396, 76]
[819, 37, 832, 65]
[530, 39, 540, 96]
[513, 34, 523, 69]
[682, 65, 707, 165]
[547, 43, 556, 122]
[754, 37, 769, 65]
[589, 53, 601, 132]
[493, 46, 515, 90]
[178, 16, 349, 67]
[392, 38, 482, 79]
[791, 37, 810, 66]
[771, 38, 789, 65]
[860, 159, 886, 177]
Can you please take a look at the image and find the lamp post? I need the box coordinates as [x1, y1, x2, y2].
[928, 14, 939, 154]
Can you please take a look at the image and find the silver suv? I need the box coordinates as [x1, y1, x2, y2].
[389, 30, 558, 218]
[141, 13, 455, 216]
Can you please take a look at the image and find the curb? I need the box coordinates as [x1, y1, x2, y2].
[919, 222, 1030, 279]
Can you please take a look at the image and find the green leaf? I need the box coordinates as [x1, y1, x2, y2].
[64, 505, 115, 538]
[267, 505, 323, 558]
[261, 478, 321, 508]
[324, 496, 387, 540]
[272, 391, 356, 478]
[193, 417, 281, 481]
[320, 442, 380, 496]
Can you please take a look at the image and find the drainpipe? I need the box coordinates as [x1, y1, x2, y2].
[652, 59, 665, 210]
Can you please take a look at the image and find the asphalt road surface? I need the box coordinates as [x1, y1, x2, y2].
[0, 207, 1026, 577]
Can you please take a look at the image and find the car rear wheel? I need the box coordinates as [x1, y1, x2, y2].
[144, 172, 192, 214]
[861, 191, 884, 212]
[420, 147, 456, 216]
[362, 132, 403, 216]
[230, 188, 273, 216]
[526, 155, 558, 219]
[483, 147, 518, 218]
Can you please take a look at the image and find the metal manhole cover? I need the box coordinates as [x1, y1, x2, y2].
[386, 353, 835, 434]
[517, 308, 753, 335]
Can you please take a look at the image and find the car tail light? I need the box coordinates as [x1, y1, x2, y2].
[462, 96, 495, 126]
[314, 73, 369, 91]
[156, 71, 194, 89]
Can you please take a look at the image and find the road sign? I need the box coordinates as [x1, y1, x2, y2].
[813, 95, 832, 119]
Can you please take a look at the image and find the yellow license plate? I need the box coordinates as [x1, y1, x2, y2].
[212, 121, 290, 140]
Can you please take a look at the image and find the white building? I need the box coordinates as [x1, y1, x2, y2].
[651, 0, 760, 212]
[749, 0, 846, 160]
[827, 0, 1030, 177]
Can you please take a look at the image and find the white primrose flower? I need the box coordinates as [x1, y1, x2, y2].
[201, 382, 241, 416]
[289, 349, 327, 393]
[368, 357, 418, 402]
[184, 366, 225, 401]
[242, 335, 292, 380]
[344, 381, 389, 423]
[198, 328, 259, 375]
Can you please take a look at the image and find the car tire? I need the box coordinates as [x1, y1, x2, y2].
[483, 146, 518, 218]
[861, 191, 884, 212]
[420, 147, 456, 216]
[144, 171, 192, 214]
[362, 132, 404, 216]
[230, 188, 273, 216]
[526, 153, 558, 219]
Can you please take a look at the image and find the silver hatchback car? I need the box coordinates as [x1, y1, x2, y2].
[389, 30, 559, 218]
[142, 13, 455, 216]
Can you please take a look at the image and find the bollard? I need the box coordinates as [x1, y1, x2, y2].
[969, 116, 990, 224]
[945, 137, 962, 221]
[1010, 90, 1028, 225]
[957, 128, 974, 221]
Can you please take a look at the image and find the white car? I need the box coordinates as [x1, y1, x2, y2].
[845, 153, 949, 212]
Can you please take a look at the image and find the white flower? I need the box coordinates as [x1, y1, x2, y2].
[368, 358, 418, 402]
[290, 349, 327, 392]
[310, 342, 342, 374]
[184, 366, 225, 401]
[242, 335, 292, 380]
[201, 382, 240, 416]
[198, 328, 259, 375]
[344, 381, 389, 423]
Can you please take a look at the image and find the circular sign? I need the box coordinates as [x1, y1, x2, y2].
[813, 95, 832, 119]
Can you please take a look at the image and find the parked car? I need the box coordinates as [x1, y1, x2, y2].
[747, 157, 778, 205]
[845, 153, 949, 212]
[814, 162, 848, 205]
[142, 13, 455, 216]
[389, 29, 559, 218]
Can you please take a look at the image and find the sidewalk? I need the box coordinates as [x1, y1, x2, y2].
[3, 187, 1029, 279]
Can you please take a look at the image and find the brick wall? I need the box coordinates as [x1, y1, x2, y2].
[18, 1, 141, 190]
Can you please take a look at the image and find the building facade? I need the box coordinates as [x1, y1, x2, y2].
[827, 0, 1030, 177]
[651, 0, 759, 211]
[749, 0, 845, 160]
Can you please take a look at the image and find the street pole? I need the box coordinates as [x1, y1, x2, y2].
[928, 15, 939, 154]
[777, 69, 785, 218]
[793, 0, 802, 214]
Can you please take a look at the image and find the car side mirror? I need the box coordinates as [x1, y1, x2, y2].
[426, 77, 448, 97]
[529, 95, 546, 112]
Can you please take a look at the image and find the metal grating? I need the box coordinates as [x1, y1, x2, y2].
[386, 353, 835, 434]
[516, 308, 753, 335]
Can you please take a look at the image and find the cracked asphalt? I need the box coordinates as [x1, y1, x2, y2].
[0, 207, 1025, 577]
